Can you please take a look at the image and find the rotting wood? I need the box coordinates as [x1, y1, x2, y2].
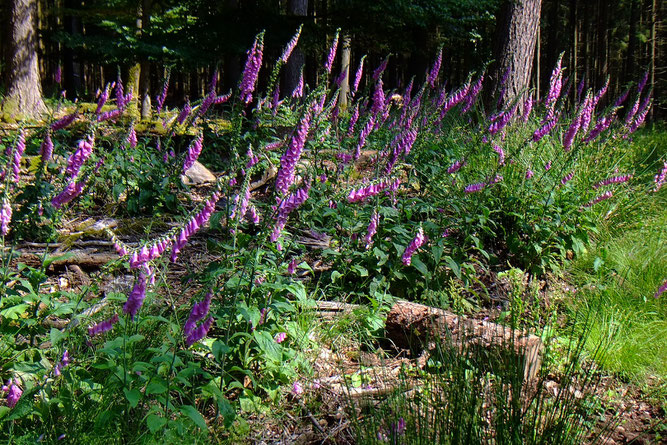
[385, 299, 543, 382]
[17, 248, 119, 269]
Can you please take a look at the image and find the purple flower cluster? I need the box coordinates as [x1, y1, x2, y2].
[97, 108, 122, 122]
[655, 280, 667, 299]
[240, 32, 264, 104]
[1, 200, 12, 236]
[492, 144, 505, 165]
[2, 379, 22, 408]
[447, 159, 465, 174]
[270, 186, 309, 242]
[52, 113, 77, 131]
[371, 80, 385, 117]
[464, 182, 485, 194]
[52, 180, 85, 209]
[583, 190, 613, 208]
[526, 168, 534, 179]
[65, 136, 95, 178]
[177, 99, 191, 125]
[593, 174, 632, 189]
[591, 77, 609, 109]
[373, 57, 389, 81]
[53, 350, 70, 377]
[171, 191, 221, 262]
[184, 292, 213, 346]
[522, 96, 534, 123]
[653, 161, 666, 192]
[561, 171, 575, 185]
[325, 30, 339, 74]
[625, 97, 652, 135]
[88, 313, 119, 336]
[96, 85, 110, 114]
[183, 134, 204, 173]
[532, 114, 559, 142]
[156, 71, 170, 114]
[280, 26, 302, 64]
[545, 54, 564, 121]
[364, 210, 380, 249]
[427, 48, 442, 88]
[275, 332, 287, 344]
[355, 116, 376, 159]
[461, 74, 484, 113]
[292, 71, 304, 98]
[352, 56, 366, 96]
[347, 104, 360, 137]
[11, 130, 26, 183]
[40, 131, 54, 163]
[347, 179, 395, 203]
[402, 227, 425, 266]
[127, 126, 137, 149]
[488, 104, 518, 135]
[123, 271, 148, 320]
[276, 111, 311, 196]
[584, 112, 616, 142]
[439, 80, 471, 120]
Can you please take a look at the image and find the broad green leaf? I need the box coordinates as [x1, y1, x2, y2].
[180, 405, 208, 431]
[124, 388, 142, 408]
[146, 414, 167, 433]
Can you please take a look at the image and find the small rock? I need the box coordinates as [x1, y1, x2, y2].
[182, 161, 216, 185]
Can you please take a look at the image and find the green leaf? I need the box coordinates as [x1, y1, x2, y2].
[146, 382, 167, 395]
[146, 414, 167, 433]
[180, 405, 208, 431]
[411, 256, 429, 276]
[0, 304, 29, 319]
[124, 388, 142, 408]
[444, 256, 461, 279]
[331, 270, 343, 283]
[50, 328, 66, 346]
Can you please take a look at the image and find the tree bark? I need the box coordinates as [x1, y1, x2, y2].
[139, 0, 152, 120]
[284, 0, 307, 96]
[3, 0, 46, 119]
[338, 34, 351, 109]
[491, 0, 542, 108]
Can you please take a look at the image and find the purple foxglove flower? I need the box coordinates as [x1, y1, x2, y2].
[275, 332, 287, 343]
[492, 144, 505, 165]
[156, 71, 170, 114]
[55, 65, 62, 84]
[177, 99, 191, 124]
[591, 77, 609, 109]
[246, 147, 259, 168]
[96, 86, 110, 114]
[576, 77, 585, 102]
[427, 48, 443, 88]
[275, 111, 311, 196]
[292, 70, 304, 98]
[447, 159, 464, 174]
[184, 292, 212, 338]
[545, 54, 564, 121]
[355, 116, 375, 159]
[88, 313, 120, 336]
[123, 272, 148, 320]
[563, 96, 589, 151]
[584, 112, 617, 142]
[561, 171, 575, 185]
[53, 350, 70, 376]
[461, 74, 484, 113]
[264, 140, 284, 151]
[655, 280, 667, 299]
[170, 192, 221, 262]
[183, 134, 204, 173]
[526, 168, 534, 179]
[488, 104, 517, 135]
[185, 317, 213, 347]
[115, 74, 125, 108]
[593, 174, 632, 189]
[613, 88, 630, 107]
[52, 180, 85, 208]
[347, 104, 360, 137]
[373, 57, 389, 81]
[270, 186, 309, 243]
[52, 113, 77, 131]
[464, 182, 485, 193]
[402, 227, 425, 266]
[522, 96, 534, 123]
[10, 130, 26, 183]
[583, 190, 613, 208]
[637, 71, 649, 94]
[127, 126, 137, 148]
[532, 115, 559, 142]
[364, 210, 380, 249]
[97, 108, 122, 122]
[352, 56, 366, 96]
[65, 136, 95, 178]
[626, 97, 652, 135]
[653, 161, 666, 192]
[545, 161, 552, 171]
[245, 205, 260, 224]
[198, 91, 216, 117]
[439, 80, 471, 120]
[40, 131, 54, 163]
[280, 26, 302, 64]
[240, 32, 265, 104]
[214, 91, 232, 105]
[324, 30, 340, 74]
[1, 200, 12, 236]
[579, 93, 594, 135]
[292, 380, 304, 395]
[2, 379, 22, 408]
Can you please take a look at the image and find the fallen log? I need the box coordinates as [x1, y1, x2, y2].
[385, 299, 543, 382]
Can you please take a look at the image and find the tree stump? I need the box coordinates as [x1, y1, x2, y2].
[385, 299, 543, 382]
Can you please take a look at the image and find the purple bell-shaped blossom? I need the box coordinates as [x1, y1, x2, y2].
[2, 379, 22, 408]
[276, 111, 311, 196]
[364, 210, 380, 249]
[40, 131, 54, 163]
[88, 313, 119, 336]
[427, 48, 442, 88]
[183, 134, 204, 173]
[52, 180, 85, 209]
[65, 136, 95, 178]
[123, 272, 148, 320]
[52, 113, 77, 131]
[240, 32, 264, 104]
[324, 30, 339, 74]
[402, 227, 425, 266]
[653, 161, 666, 192]
[1, 200, 12, 236]
[351, 56, 366, 97]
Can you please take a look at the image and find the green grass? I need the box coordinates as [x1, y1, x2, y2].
[568, 129, 667, 383]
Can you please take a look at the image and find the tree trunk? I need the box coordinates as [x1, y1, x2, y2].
[139, 0, 152, 120]
[3, 0, 46, 119]
[63, 0, 82, 100]
[491, 0, 542, 108]
[284, 0, 307, 95]
[338, 34, 351, 109]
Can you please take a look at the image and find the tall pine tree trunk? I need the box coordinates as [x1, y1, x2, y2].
[3, 0, 46, 119]
[284, 0, 307, 96]
[339, 34, 351, 109]
[491, 0, 542, 108]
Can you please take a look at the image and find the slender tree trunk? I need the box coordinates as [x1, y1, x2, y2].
[491, 0, 543, 108]
[3, 0, 46, 119]
[339, 34, 351, 109]
[625, 0, 639, 85]
[284, 0, 307, 96]
[63, 0, 82, 99]
[650, 0, 657, 120]
[139, 0, 152, 119]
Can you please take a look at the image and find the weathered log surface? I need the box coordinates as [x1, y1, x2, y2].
[385, 299, 543, 382]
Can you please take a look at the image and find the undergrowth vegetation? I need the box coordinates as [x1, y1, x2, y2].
[0, 29, 664, 443]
